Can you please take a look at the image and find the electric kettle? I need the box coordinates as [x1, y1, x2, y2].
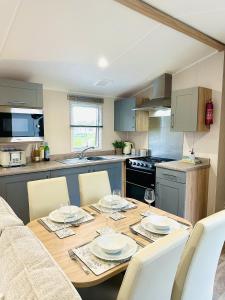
[123, 141, 133, 155]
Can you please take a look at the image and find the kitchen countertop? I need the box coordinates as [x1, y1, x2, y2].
[155, 157, 210, 172]
[0, 155, 137, 177]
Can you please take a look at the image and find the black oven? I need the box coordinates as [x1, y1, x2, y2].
[126, 164, 155, 203]
[0, 107, 44, 142]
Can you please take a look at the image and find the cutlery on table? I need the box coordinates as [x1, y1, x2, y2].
[82, 208, 97, 217]
[71, 223, 80, 227]
[88, 206, 101, 214]
[129, 222, 154, 243]
[122, 232, 145, 248]
[68, 249, 90, 275]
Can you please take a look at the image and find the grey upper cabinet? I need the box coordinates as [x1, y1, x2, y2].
[0, 79, 43, 108]
[171, 87, 212, 132]
[114, 98, 136, 132]
[155, 168, 186, 217]
[0, 171, 50, 224]
[114, 97, 149, 132]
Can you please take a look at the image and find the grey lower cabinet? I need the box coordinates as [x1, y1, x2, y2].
[155, 167, 186, 217]
[50, 162, 122, 206]
[0, 171, 50, 224]
[50, 166, 89, 207]
[0, 162, 122, 224]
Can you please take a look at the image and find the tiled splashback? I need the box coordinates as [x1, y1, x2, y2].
[148, 116, 184, 159]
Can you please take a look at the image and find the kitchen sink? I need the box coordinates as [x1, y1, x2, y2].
[58, 156, 107, 165]
[58, 158, 86, 165]
[85, 156, 106, 161]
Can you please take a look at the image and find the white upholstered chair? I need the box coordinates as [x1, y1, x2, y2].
[78, 171, 111, 206]
[172, 209, 225, 300]
[27, 176, 70, 220]
[116, 230, 189, 300]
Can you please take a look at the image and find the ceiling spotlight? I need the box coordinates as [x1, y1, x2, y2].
[98, 57, 109, 69]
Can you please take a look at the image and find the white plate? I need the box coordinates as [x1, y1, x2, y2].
[96, 233, 127, 254]
[49, 208, 85, 223]
[146, 215, 170, 231]
[58, 205, 80, 217]
[99, 196, 129, 210]
[89, 234, 138, 261]
[141, 216, 181, 235]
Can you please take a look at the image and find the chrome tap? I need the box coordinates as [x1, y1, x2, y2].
[78, 146, 95, 159]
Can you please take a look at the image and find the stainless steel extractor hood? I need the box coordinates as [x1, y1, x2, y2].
[133, 73, 172, 112]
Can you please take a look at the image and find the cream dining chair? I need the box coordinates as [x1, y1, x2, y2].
[116, 230, 189, 300]
[172, 209, 225, 300]
[78, 171, 111, 206]
[27, 176, 70, 220]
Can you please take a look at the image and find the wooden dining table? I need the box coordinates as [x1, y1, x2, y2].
[27, 199, 191, 288]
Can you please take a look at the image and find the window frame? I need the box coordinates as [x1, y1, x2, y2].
[70, 100, 103, 151]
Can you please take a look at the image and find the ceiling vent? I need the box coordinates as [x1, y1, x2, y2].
[94, 79, 113, 87]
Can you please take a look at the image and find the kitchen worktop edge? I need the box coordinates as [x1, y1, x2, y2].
[0, 155, 138, 177]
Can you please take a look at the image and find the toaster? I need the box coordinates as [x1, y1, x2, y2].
[0, 150, 26, 167]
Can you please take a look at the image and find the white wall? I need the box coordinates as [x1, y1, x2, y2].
[172, 52, 224, 214]
[43, 90, 70, 154]
[43, 90, 120, 155]
[118, 52, 224, 214]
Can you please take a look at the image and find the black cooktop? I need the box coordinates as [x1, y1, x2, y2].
[136, 156, 173, 163]
[127, 156, 174, 172]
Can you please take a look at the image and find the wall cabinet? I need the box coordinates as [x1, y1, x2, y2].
[171, 87, 212, 132]
[0, 162, 122, 224]
[155, 166, 209, 224]
[114, 97, 149, 132]
[0, 79, 43, 108]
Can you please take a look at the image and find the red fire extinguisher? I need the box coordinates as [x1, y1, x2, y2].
[205, 99, 213, 127]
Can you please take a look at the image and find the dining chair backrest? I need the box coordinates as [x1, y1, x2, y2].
[78, 171, 111, 206]
[27, 176, 70, 220]
[172, 209, 225, 300]
[117, 230, 189, 300]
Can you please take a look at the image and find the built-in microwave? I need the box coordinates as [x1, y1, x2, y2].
[0, 107, 44, 142]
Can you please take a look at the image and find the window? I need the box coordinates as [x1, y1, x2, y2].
[70, 100, 103, 150]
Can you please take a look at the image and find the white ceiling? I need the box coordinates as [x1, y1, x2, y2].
[0, 0, 224, 97]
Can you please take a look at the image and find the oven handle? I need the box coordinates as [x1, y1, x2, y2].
[126, 181, 155, 189]
[126, 167, 154, 176]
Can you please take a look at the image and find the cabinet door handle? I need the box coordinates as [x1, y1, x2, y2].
[8, 101, 25, 105]
[163, 173, 177, 181]
[171, 113, 174, 128]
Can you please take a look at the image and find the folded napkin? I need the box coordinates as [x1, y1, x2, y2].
[100, 195, 122, 206]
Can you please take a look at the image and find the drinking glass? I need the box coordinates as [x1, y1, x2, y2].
[144, 188, 155, 207]
[112, 189, 121, 197]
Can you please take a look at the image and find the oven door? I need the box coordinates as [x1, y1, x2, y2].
[0, 107, 44, 142]
[126, 182, 147, 201]
[126, 167, 155, 203]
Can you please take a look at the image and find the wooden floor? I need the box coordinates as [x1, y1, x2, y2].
[213, 250, 225, 300]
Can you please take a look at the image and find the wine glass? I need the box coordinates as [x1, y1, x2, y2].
[144, 188, 155, 207]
